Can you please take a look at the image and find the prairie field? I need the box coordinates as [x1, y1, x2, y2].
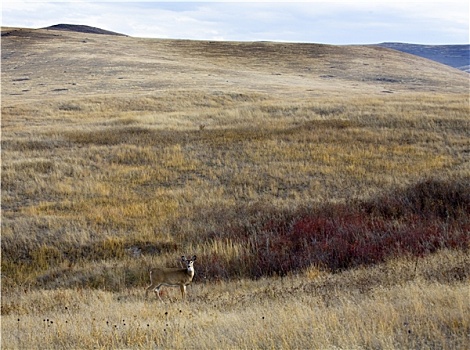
[1, 27, 469, 349]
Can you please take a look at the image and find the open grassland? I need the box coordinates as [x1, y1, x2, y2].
[2, 92, 469, 284]
[2, 251, 469, 349]
[2, 27, 470, 348]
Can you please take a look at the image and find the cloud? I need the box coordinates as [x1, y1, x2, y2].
[2, 1, 468, 44]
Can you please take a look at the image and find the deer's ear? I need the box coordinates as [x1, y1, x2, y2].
[192, 255, 197, 261]
[181, 256, 186, 261]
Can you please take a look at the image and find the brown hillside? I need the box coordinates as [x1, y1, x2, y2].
[1, 26, 469, 349]
[43, 24, 126, 36]
[2, 27, 468, 104]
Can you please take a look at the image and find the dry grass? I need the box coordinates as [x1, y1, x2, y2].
[2, 250, 469, 349]
[2, 27, 469, 349]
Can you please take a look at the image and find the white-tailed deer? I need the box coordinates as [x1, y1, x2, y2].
[145, 255, 197, 302]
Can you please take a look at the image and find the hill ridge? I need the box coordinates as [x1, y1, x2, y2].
[377, 42, 469, 72]
[43, 23, 126, 36]
[2, 26, 468, 101]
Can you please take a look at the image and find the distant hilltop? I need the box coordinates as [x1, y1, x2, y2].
[43, 24, 127, 36]
[38, 24, 470, 73]
[377, 42, 470, 72]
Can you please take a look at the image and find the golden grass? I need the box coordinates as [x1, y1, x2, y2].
[2, 91, 469, 284]
[2, 91, 469, 349]
[2, 250, 469, 349]
[2, 28, 469, 349]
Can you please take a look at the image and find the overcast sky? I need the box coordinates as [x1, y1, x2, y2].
[2, 1, 469, 44]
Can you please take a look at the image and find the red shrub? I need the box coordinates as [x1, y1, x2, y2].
[200, 179, 469, 280]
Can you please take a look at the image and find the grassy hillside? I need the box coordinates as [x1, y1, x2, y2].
[2, 27, 469, 349]
[2, 26, 468, 102]
[377, 42, 470, 72]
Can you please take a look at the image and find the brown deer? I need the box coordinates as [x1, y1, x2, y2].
[145, 255, 197, 302]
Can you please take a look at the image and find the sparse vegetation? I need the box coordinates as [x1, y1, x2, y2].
[1, 27, 469, 349]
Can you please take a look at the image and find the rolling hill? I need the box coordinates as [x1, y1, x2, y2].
[2, 25, 468, 104]
[43, 23, 127, 36]
[377, 42, 470, 72]
[1, 25, 469, 349]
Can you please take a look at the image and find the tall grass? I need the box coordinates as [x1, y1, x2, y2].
[2, 91, 469, 349]
[2, 250, 469, 349]
[2, 92, 469, 290]
[2, 28, 469, 348]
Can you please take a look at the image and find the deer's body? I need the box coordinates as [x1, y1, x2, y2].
[145, 255, 196, 302]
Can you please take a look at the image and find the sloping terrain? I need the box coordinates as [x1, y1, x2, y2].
[378, 42, 470, 72]
[1, 26, 469, 349]
[2, 26, 468, 105]
[43, 23, 127, 36]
